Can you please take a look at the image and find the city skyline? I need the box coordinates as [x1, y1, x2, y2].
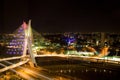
[0, 11, 120, 79]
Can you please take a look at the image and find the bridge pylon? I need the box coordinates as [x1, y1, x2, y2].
[22, 20, 37, 67]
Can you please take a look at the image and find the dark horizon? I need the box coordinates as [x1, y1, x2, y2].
[0, 0, 120, 33]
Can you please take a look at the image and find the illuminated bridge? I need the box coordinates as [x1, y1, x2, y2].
[0, 20, 120, 80]
[0, 20, 53, 80]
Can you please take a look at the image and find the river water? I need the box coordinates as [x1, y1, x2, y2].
[36, 57, 120, 80]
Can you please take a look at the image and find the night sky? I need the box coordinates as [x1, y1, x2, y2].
[0, 0, 120, 33]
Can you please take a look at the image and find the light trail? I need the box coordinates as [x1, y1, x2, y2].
[35, 54, 120, 64]
[0, 55, 29, 62]
[3, 60, 53, 80]
[0, 62, 35, 80]
[0, 59, 29, 73]
[0, 56, 21, 62]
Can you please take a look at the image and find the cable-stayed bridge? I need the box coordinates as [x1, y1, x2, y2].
[0, 20, 54, 80]
[0, 20, 120, 79]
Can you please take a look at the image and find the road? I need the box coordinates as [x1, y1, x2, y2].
[0, 54, 120, 80]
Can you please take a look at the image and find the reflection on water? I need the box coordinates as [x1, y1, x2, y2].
[43, 64, 119, 80]
[36, 57, 120, 80]
[48, 67, 112, 74]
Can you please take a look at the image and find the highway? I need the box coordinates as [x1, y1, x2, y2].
[35, 54, 120, 64]
[0, 55, 29, 62]
[0, 54, 120, 73]
[0, 55, 120, 72]
[0, 54, 120, 80]
[0, 56, 21, 62]
[0, 59, 29, 73]
[0, 59, 71, 80]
